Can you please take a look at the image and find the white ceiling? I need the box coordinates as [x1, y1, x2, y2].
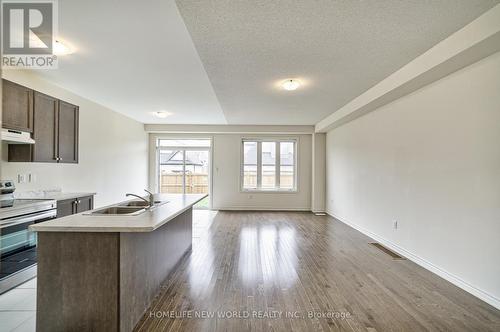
[31, 0, 498, 125]
[34, 0, 226, 124]
[176, 0, 499, 125]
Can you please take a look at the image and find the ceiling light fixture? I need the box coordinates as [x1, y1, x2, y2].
[281, 79, 301, 91]
[53, 40, 73, 56]
[152, 111, 172, 119]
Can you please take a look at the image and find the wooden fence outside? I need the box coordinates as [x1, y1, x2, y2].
[160, 172, 294, 194]
[160, 173, 209, 194]
[243, 173, 294, 188]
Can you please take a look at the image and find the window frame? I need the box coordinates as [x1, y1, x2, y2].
[240, 138, 298, 193]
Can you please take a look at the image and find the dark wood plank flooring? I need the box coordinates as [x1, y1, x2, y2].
[134, 211, 500, 331]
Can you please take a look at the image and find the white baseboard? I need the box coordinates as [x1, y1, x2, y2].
[328, 212, 500, 310]
[214, 206, 311, 211]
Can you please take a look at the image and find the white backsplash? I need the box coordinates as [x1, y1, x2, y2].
[14, 188, 63, 199]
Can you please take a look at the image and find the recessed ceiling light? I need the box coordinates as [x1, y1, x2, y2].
[54, 40, 73, 55]
[152, 111, 172, 118]
[281, 79, 301, 91]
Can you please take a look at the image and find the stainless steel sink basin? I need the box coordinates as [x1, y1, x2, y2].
[85, 199, 168, 216]
[88, 206, 146, 216]
[121, 200, 150, 207]
[119, 200, 169, 208]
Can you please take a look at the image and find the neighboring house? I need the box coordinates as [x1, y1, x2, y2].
[159, 150, 207, 173]
[244, 144, 294, 166]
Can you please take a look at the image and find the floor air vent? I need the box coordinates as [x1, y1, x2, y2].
[369, 243, 406, 260]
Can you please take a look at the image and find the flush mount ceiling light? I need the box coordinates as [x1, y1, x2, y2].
[152, 111, 172, 119]
[53, 40, 73, 56]
[281, 79, 301, 91]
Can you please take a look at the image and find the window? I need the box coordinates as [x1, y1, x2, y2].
[243, 141, 257, 189]
[241, 139, 297, 191]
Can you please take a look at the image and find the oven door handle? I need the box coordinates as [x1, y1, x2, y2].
[0, 210, 57, 229]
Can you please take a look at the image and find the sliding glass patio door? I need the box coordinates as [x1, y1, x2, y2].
[157, 139, 211, 208]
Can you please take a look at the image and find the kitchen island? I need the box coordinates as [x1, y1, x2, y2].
[30, 193, 207, 332]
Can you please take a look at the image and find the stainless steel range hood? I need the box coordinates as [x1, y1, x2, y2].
[1, 129, 35, 144]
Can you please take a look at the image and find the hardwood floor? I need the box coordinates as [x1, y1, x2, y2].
[134, 211, 500, 331]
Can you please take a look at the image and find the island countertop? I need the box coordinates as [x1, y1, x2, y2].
[30, 193, 207, 233]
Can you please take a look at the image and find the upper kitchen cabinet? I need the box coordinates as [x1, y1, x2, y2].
[57, 101, 79, 163]
[32, 92, 59, 163]
[2, 80, 34, 132]
[6, 84, 80, 164]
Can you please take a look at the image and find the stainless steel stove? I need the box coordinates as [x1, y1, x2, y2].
[0, 180, 57, 294]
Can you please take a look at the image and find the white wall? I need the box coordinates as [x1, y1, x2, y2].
[311, 133, 326, 213]
[325, 51, 500, 308]
[149, 132, 312, 211]
[1, 71, 149, 208]
[212, 134, 311, 210]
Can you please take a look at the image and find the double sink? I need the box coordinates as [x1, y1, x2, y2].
[87, 199, 168, 216]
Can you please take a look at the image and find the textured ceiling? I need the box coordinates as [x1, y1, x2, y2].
[20, 0, 499, 125]
[176, 0, 499, 125]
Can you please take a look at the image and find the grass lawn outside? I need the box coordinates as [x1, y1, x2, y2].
[194, 196, 210, 209]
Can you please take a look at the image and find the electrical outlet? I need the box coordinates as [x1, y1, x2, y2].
[17, 174, 27, 184]
[393, 220, 398, 230]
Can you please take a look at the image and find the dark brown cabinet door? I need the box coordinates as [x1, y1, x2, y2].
[56, 196, 94, 218]
[2, 80, 34, 132]
[57, 101, 79, 163]
[56, 199, 76, 218]
[76, 196, 94, 213]
[32, 92, 58, 162]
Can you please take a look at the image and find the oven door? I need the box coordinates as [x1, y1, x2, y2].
[0, 210, 56, 274]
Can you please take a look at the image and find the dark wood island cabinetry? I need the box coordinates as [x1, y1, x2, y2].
[30, 194, 206, 332]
